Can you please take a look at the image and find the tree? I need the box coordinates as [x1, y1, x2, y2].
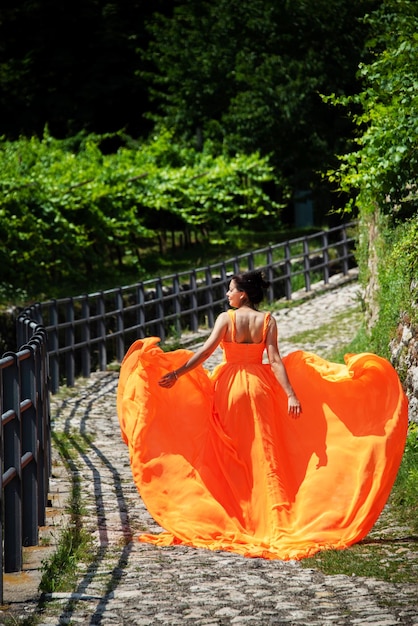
[328, 0, 418, 221]
[142, 0, 378, 205]
[327, 0, 418, 327]
[0, 0, 169, 139]
[0, 130, 281, 298]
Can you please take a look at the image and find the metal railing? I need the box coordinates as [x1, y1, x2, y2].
[0, 220, 357, 596]
[18, 221, 357, 393]
[0, 321, 50, 604]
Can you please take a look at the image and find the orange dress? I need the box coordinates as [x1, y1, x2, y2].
[117, 310, 408, 560]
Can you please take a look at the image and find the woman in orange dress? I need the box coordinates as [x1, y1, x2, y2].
[117, 271, 408, 560]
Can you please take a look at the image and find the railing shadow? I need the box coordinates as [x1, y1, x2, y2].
[44, 372, 139, 623]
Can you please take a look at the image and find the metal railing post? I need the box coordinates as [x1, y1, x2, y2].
[322, 231, 330, 284]
[284, 242, 292, 300]
[81, 295, 91, 378]
[115, 289, 125, 362]
[48, 301, 59, 394]
[205, 267, 215, 328]
[65, 298, 75, 387]
[2, 354, 22, 572]
[303, 238, 311, 292]
[341, 226, 349, 275]
[97, 293, 107, 371]
[156, 278, 165, 341]
[137, 283, 145, 339]
[190, 271, 198, 331]
[35, 331, 50, 525]
[266, 248, 274, 303]
[173, 274, 182, 335]
[20, 349, 38, 547]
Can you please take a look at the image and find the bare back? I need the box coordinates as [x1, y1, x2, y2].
[224, 309, 269, 344]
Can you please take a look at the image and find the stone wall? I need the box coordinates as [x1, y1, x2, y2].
[390, 312, 418, 424]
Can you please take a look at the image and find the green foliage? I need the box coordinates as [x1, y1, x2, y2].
[143, 0, 376, 195]
[0, 0, 153, 139]
[324, 1, 418, 361]
[326, 0, 418, 222]
[39, 429, 96, 595]
[391, 215, 418, 279]
[39, 526, 93, 594]
[369, 216, 418, 358]
[0, 130, 282, 300]
[391, 422, 418, 532]
[301, 540, 418, 583]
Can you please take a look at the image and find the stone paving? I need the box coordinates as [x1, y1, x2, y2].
[4, 274, 418, 625]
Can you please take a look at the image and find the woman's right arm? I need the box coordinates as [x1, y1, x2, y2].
[158, 312, 229, 388]
[266, 316, 302, 417]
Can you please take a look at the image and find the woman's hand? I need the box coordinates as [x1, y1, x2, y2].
[288, 394, 302, 418]
[158, 371, 178, 388]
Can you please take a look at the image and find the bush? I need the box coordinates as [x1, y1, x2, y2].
[369, 216, 418, 359]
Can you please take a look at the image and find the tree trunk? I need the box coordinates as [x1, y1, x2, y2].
[158, 231, 167, 255]
[363, 208, 381, 331]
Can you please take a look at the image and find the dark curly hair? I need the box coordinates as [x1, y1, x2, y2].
[231, 270, 270, 305]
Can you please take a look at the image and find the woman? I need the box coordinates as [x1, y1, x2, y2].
[117, 271, 408, 560]
[159, 272, 301, 416]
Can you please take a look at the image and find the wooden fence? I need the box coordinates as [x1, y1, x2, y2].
[18, 221, 357, 393]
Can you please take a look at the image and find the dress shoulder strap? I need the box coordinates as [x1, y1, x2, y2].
[262, 312, 272, 342]
[227, 309, 236, 341]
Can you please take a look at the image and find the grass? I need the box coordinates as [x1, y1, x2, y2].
[388, 423, 418, 535]
[301, 536, 418, 583]
[1, 430, 96, 626]
[300, 426, 418, 584]
[299, 329, 418, 583]
[285, 307, 365, 361]
[39, 430, 95, 595]
[286, 303, 418, 584]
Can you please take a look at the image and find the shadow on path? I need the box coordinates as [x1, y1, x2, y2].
[50, 372, 137, 624]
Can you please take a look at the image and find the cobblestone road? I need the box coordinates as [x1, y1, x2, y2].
[4, 276, 418, 625]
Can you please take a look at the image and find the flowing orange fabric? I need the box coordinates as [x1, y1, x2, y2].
[117, 311, 408, 560]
